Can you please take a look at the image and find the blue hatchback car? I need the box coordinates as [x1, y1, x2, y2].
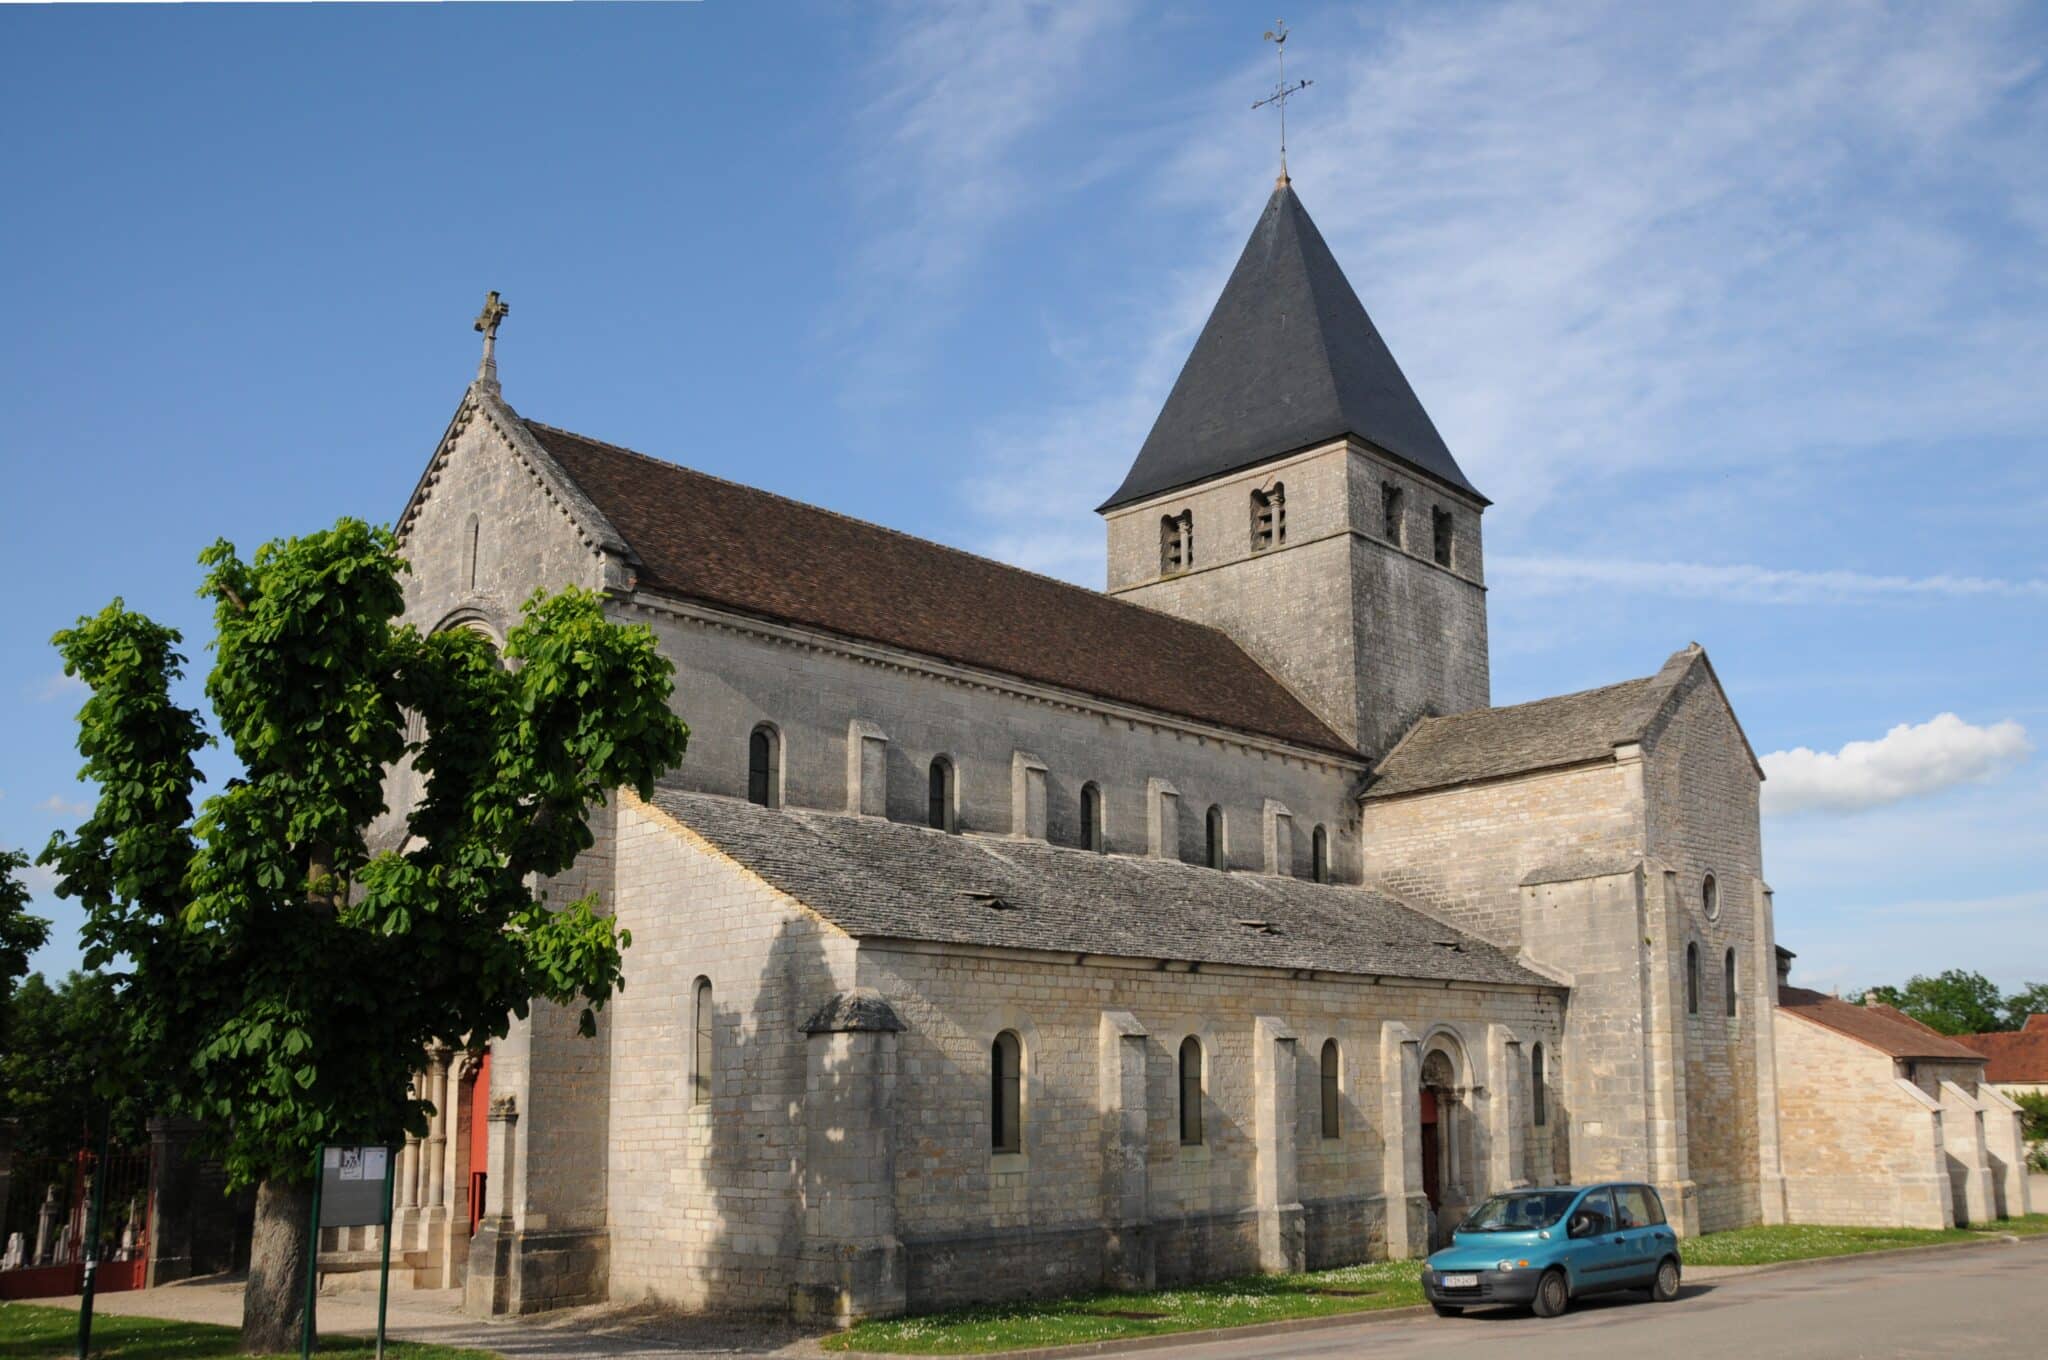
[1421, 1183, 1681, 1317]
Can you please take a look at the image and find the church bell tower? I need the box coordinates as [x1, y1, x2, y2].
[1100, 182, 1490, 760]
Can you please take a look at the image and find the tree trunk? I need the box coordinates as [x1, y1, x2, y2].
[242, 1177, 313, 1354]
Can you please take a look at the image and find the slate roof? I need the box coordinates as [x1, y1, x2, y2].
[1365, 648, 1698, 799]
[1777, 986, 1988, 1063]
[1101, 183, 1480, 513]
[522, 421, 1354, 757]
[647, 785, 1555, 989]
[1953, 1016, 2048, 1083]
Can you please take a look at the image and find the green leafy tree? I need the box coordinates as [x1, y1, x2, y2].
[1, 848, 52, 1046]
[1861, 969, 2010, 1035]
[2003, 982, 2048, 1030]
[0, 970, 152, 1163]
[40, 518, 686, 1352]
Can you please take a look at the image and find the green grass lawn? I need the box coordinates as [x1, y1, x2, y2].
[824, 1259, 1425, 1355]
[0, 1304, 498, 1360]
[1677, 1220, 2020, 1267]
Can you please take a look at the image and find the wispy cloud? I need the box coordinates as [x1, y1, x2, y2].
[834, 0, 1139, 406]
[37, 794, 91, 820]
[1762, 714, 2032, 814]
[1492, 556, 2048, 605]
[34, 672, 85, 703]
[959, 0, 2048, 580]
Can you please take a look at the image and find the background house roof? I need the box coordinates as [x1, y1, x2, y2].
[1100, 183, 1480, 513]
[524, 419, 1354, 757]
[1778, 986, 1989, 1062]
[646, 785, 1554, 989]
[1953, 1016, 2048, 1083]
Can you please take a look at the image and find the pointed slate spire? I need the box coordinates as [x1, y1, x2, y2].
[1101, 184, 1481, 512]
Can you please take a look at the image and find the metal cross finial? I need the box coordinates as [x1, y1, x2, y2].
[473, 290, 509, 391]
[1252, 20, 1312, 187]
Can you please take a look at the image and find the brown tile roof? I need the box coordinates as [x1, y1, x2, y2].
[522, 421, 1355, 757]
[1364, 651, 1694, 799]
[1777, 986, 1989, 1062]
[1953, 1016, 2048, 1083]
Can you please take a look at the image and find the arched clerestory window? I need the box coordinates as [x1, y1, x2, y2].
[1311, 825, 1330, 883]
[1319, 1039, 1341, 1139]
[1686, 942, 1701, 1015]
[747, 724, 781, 808]
[991, 1030, 1022, 1153]
[1205, 805, 1225, 871]
[691, 977, 714, 1106]
[1178, 1036, 1204, 1145]
[928, 756, 956, 832]
[1080, 782, 1105, 853]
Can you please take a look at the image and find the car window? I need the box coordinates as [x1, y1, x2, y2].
[1572, 1188, 1615, 1236]
[1636, 1185, 1668, 1226]
[1615, 1186, 1656, 1230]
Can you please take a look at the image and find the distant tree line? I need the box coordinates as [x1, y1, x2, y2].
[1858, 968, 2048, 1036]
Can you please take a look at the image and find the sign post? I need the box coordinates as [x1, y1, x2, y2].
[306, 1146, 395, 1360]
[75, 1115, 111, 1360]
[374, 1150, 396, 1360]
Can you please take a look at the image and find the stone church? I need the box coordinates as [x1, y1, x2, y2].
[362, 179, 2030, 1322]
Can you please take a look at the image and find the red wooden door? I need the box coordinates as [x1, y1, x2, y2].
[467, 1050, 491, 1235]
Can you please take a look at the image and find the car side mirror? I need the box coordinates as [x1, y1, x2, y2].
[1567, 1212, 1593, 1239]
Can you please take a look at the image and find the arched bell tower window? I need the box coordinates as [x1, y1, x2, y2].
[1160, 510, 1193, 575]
[928, 756, 956, 832]
[1080, 782, 1105, 853]
[747, 724, 781, 808]
[1251, 484, 1285, 551]
[1381, 483, 1405, 545]
[1431, 507, 1455, 567]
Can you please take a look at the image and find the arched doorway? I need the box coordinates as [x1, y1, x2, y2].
[1419, 1040, 1471, 1247]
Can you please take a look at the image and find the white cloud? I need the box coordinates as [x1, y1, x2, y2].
[1491, 556, 2048, 605]
[1762, 714, 2032, 813]
[37, 794, 92, 819]
[35, 672, 86, 703]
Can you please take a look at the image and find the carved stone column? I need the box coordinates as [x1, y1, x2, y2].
[426, 1048, 451, 1211]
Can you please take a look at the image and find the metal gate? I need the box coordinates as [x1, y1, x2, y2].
[0, 1146, 152, 1300]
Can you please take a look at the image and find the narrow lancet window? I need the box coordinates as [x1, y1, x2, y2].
[1432, 507, 1454, 567]
[1381, 484, 1404, 545]
[1178, 1036, 1204, 1145]
[1532, 1042, 1547, 1126]
[1320, 1039, 1341, 1139]
[1205, 804, 1225, 870]
[1311, 824, 1330, 883]
[691, 977, 714, 1106]
[747, 725, 780, 808]
[991, 1030, 1022, 1152]
[928, 756, 955, 832]
[1080, 782, 1105, 853]
[1686, 943, 1701, 1015]
[1725, 948, 1738, 1017]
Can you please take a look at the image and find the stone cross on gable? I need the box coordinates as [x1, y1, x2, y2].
[473, 290, 509, 391]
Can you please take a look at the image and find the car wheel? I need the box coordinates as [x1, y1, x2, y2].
[1532, 1268, 1570, 1318]
[1650, 1257, 1681, 1302]
[1431, 1303, 1462, 1318]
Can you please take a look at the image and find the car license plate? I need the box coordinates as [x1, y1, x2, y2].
[1441, 1273, 1478, 1288]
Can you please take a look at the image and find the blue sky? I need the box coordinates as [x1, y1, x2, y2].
[3, 1, 2043, 997]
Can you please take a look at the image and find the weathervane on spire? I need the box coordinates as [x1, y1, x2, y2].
[473, 290, 509, 392]
[1252, 20, 1311, 187]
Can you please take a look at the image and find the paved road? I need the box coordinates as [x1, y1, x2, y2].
[1127, 1239, 2048, 1360]
[55, 1238, 2048, 1358]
